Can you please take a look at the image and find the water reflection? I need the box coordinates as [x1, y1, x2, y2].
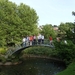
[0, 58, 65, 75]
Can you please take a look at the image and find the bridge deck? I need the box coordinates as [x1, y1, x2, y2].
[5, 44, 54, 58]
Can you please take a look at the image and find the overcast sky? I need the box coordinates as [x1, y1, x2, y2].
[9, 0, 75, 26]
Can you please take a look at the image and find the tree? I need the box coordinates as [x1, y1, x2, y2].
[40, 24, 56, 39]
[17, 3, 39, 36]
[72, 11, 75, 43]
[0, 0, 39, 46]
[59, 22, 74, 40]
[72, 11, 75, 16]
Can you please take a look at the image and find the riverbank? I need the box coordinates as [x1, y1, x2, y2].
[22, 54, 75, 75]
[0, 61, 22, 65]
[21, 54, 65, 63]
[56, 62, 75, 75]
[0, 54, 65, 66]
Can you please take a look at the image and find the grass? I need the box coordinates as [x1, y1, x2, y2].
[56, 62, 75, 75]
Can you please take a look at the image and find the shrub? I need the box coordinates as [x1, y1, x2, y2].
[23, 46, 55, 56]
[0, 48, 7, 54]
[54, 40, 75, 64]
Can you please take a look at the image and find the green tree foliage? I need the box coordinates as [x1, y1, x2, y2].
[72, 11, 75, 43]
[40, 24, 56, 39]
[59, 22, 74, 34]
[55, 40, 75, 64]
[0, 0, 39, 46]
[58, 22, 74, 39]
[72, 11, 75, 16]
[17, 3, 39, 35]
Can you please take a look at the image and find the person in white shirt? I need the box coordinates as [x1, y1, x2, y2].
[22, 37, 26, 47]
[41, 35, 44, 44]
[37, 34, 42, 44]
[33, 35, 37, 45]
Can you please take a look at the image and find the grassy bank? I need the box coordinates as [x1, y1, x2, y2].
[56, 62, 75, 75]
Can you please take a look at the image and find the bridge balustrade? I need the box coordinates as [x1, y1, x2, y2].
[5, 39, 54, 58]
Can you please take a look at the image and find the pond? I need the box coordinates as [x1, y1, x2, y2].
[0, 58, 66, 75]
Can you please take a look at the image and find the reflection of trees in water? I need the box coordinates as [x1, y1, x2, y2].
[0, 65, 37, 75]
[0, 58, 65, 75]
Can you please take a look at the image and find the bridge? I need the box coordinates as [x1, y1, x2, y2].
[5, 42, 54, 58]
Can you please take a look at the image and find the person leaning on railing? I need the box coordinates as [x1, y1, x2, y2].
[49, 35, 53, 46]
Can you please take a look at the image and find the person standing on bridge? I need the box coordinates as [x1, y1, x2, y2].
[22, 36, 26, 47]
[41, 34, 44, 44]
[37, 34, 42, 44]
[49, 35, 54, 46]
[33, 35, 37, 45]
[26, 35, 29, 46]
[29, 35, 33, 46]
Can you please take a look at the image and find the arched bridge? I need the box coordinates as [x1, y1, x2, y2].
[5, 43, 54, 58]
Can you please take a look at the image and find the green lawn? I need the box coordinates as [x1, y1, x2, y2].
[57, 62, 75, 75]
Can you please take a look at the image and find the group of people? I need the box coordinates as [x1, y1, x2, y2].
[22, 34, 45, 47]
[22, 34, 56, 47]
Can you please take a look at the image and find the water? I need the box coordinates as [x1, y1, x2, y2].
[0, 58, 66, 75]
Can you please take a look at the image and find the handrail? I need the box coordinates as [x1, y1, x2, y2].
[5, 40, 54, 58]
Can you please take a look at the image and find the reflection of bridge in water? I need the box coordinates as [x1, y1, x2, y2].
[5, 43, 54, 58]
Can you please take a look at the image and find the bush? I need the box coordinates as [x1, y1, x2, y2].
[0, 48, 7, 54]
[23, 46, 55, 57]
[54, 40, 75, 64]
